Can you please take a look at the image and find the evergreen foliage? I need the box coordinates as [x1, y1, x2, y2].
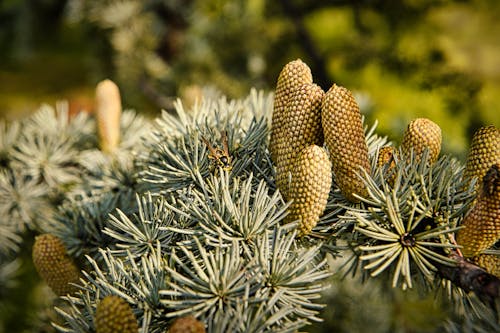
[0, 74, 499, 333]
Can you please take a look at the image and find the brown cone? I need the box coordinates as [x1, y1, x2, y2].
[456, 164, 500, 258]
[95, 295, 138, 333]
[274, 83, 324, 200]
[270, 59, 313, 163]
[322, 84, 370, 202]
[285, 145, 332, 237]
[463, 125, 500, 191]
[400, 118, 442, 164]
[32, 234, 81, 296]
[377, 146, 397, 185]
[169, 315, 206, 333]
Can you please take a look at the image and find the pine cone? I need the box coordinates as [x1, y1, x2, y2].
[285, 145, 332, 237]
[471, 254, 500, 278]
[95, 295, 138, 333]
[96, 79, 122, 153]
[32, 234, 81, 296]
[169, 315, 206, 333]
[275, 83, 324, 200]
[270, 59, 313, 163]
[322, 84, 370, 202]
[457, 164, 500, 258]
[463, 125, 500, 191]
[401, 118, 442, 164]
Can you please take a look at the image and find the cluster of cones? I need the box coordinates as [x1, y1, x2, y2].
[270, 59, 370, 236]
[270, 59, 444, 237]
[456, 126, 500, 276]
[270, 59, 500, 273]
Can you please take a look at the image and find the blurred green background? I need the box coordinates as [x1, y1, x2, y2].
[1, 0, 499, 157]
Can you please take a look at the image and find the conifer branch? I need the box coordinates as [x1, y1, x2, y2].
[436, 251, 500, 308]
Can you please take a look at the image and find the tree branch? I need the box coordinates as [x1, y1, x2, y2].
[436, 252, 500, 308]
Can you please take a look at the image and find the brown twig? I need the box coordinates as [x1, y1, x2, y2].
[436, 251, 500, 308]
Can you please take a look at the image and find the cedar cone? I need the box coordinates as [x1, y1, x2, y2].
[377, 146, 397, 185]
[285, 145, 332, 237]
[275, 83, 324, 200]
[322, 84, 370, 202]
[169, 315, 206, 333]
[457, 164, 500, 258]
[270, 59, 313, 163]
[32, 234, 81, 296]
[463, 125, 500, 191]
[95, 295, 139, 333]
[401, 118, 442, 164]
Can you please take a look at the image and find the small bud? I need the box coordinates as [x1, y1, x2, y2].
[96, 79, 122, 153]
[377, 146, 397, 185]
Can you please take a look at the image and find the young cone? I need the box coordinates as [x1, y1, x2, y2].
[94, 295, 138, 333]
[377, 146, 397, 185]
[275, 83, 324, 200]
[169, 316, 206, 333]
[322, 84, 370, 202]
[270, 59, 313, 163]
[463, 125, 500, 191]
[285, 145, 332, 237]
[471, 254, 500, 278]
[401, 118, 442, 164]
[32, 234, 81, 296]
[456, 164, 500, 258]
[96, 79, 122, 153]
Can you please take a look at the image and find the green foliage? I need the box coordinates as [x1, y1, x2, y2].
[0, 87, 498, 332]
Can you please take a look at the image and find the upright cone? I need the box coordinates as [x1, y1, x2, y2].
[169, 316, 206, 333]
[274, 83, 324, 200]
[456, 164, 500, 257]
[401, 118, 441, 164]
[322, 84, 370, 202]
[285, 145, 332, 237]
[96, 79, 122, 153]
[463, 125, 500, 191]
[270, 59, 313, 163]
[32, 234, 81, 296]
[377, 146, 397, 186]
[95, 295, 138, 333]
